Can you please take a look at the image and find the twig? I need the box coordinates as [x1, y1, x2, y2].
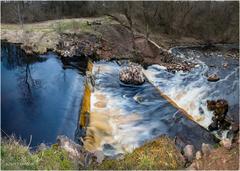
[1, 128, 11, 140]
[27, 135, 32, 149]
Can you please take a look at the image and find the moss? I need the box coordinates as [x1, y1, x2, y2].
[88, 136, 185, 170]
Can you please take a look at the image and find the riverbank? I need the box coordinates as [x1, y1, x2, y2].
[2, 17, 238, 72]
[2, 134, 239, 170]
[1, 135, 184, 170]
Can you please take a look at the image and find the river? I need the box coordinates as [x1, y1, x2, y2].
[1, 42, 86, 146]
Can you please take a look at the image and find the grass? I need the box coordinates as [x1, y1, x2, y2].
[88, 136, 185, 170]
[1, 17, 110, 54]
[1, 137, 77, 170]
[1, 134, 185, 170]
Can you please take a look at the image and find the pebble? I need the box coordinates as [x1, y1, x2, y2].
[195, 151, 202, 160]
[93, 150, 105, 164]
[220, 138, 232, 150]
[183, 144, 195, 162]
[201, 143, 213, 156]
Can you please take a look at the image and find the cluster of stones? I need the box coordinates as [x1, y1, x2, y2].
[166, 62, 194, 73]
[119, 64, 145, 85]
[207, 99, 230, 131]
[56, 33, 100, 58]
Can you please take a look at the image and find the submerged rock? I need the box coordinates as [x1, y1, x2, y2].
[207, 74, 220, 82]
[119, 64, 145, 85]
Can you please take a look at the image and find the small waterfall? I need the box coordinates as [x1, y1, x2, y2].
[81, 61, 218, 156]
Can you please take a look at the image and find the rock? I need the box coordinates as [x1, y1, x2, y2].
[208, 120, 219, 131]
[37, 143, 48, 152]
[93, 150, 105, 164]
[201, 143, 213, 156]
[207, 100, 216, 111]
[230, 123, 239, 133]
[183, 144, 195, 162]
[223, 63, 228, 68]
[119, 64, 145, 85]
[220, 138, 232, 150]
[207, 99, 229, 131]
[56, 135, 84, 160]
[207, 74, 220, 82]
[196, 151, 202, 160]
[215, 99, 228, 117]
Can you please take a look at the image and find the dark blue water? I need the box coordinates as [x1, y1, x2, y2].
[1, 42, 85, 146]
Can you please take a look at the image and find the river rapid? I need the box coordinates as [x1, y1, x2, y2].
[84, 44, 239, 156]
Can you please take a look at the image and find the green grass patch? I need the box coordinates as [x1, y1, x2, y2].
[53, 20, 92, 34]
[88, 136, 185, 170]
[1, 137, 77, 170]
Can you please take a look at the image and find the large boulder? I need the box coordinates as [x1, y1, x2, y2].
[119, 64, 145, 85]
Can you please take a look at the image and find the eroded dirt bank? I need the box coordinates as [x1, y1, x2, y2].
[0, 17, 212, 69]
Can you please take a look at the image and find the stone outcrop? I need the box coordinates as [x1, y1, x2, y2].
[119, 64, 145, 85]
[56, 135, 90, 166]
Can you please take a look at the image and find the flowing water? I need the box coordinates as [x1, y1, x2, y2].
[145, 45, 239, 137]
[1, 42, 86, 146]
[2, 42, 238, 156]
[84, 62, 215, 156]
[84, 45, 239, 156]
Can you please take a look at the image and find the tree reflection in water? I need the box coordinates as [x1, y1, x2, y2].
[1, 41, 46, 105]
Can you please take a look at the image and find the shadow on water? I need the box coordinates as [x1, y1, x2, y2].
[1, 42, 87, 147]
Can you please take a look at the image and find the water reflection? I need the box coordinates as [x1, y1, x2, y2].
[1, 42, 85, 146]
